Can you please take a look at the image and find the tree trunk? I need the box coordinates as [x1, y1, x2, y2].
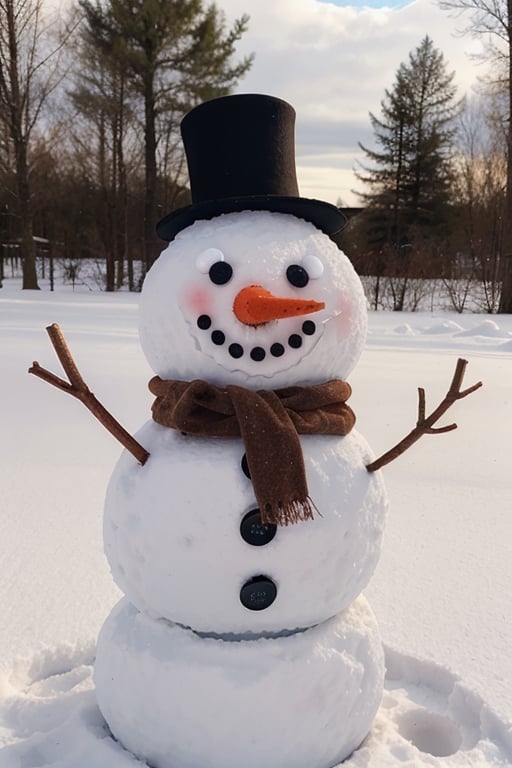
[498, 0, 512, 312]
[98, 109, 114, 292]
[143, 61, 159, 274]
[4, 0, 39, 289]
[128, 249, 134, 292]
[116, 73, 127, 290]
[16, 139, 39, 290]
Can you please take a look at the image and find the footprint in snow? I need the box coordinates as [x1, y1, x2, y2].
[0, 644, 510, 767]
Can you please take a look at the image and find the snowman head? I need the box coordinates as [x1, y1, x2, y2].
[139, 210, 367, 389]
[140, 94, 367, 388]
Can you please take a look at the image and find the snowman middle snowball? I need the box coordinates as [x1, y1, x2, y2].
[103, 210, 387, 635]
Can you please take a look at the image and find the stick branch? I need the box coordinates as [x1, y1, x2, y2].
[29, 323, 150, 465]
[366, 358, 482, 473]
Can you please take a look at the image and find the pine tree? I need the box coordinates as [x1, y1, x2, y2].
[78, 0, 253, 273]
[357, 36, 460, 263]
[69, 24, 135, 291]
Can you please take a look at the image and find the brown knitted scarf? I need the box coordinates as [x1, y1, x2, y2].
[149, 377, 355, 526]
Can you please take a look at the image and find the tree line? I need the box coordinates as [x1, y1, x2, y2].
[0, 0, 511, 312]
[341, 0, 512, 313]
[0, 0, 252, 291]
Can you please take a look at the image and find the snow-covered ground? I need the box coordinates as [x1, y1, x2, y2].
[0, 279, 511, 766]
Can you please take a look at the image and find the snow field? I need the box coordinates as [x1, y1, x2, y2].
[0, 282, 511, 765]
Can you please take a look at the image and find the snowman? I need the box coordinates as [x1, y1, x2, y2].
[30, 94, 481, 768]
[91, 94, 387, 768]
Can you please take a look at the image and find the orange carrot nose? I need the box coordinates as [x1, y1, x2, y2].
[233, 285, 325, 326]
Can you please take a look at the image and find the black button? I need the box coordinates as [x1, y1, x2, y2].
[288, 334, 302, 348]
[241, 454, 251, 479]
[229, 343, 244, 359]
[240, 509, 277, 546]
[302, 320, 316, 335]
[250, 347, 265, 361]
[240, 576, 277, 611]
[197, 314, 212, 330]
[270, 343, 285, 357]
[211, 330, 225, 345]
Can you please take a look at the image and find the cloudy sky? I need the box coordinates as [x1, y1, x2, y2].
[217, 0, 486, 205]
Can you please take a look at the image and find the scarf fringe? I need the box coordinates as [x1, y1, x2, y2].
[261, 496, 317, 527]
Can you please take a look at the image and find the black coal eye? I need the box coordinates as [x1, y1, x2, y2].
[209, 261, 233, 285]
[286, 264, 309, 288]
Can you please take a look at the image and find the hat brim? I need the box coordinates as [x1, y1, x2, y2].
[156, 196, 347, 242]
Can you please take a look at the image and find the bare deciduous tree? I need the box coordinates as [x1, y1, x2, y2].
[439, 0, 512, 311]
[0, 0, 77, 289]
[449, 95, 506, 311]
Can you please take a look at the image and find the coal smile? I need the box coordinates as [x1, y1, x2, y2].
[196, 314, 318, 362]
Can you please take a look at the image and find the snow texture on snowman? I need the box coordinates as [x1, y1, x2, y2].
[31, 94, 481, 768]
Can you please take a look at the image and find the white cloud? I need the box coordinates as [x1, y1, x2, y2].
[220, 0, 486, 204]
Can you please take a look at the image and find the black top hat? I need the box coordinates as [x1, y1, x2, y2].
[156, 94, 347, 242]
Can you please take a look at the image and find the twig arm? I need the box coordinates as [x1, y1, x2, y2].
[46, 323, 86, 388]
[29, 361, 73, 393]
[366, 358, 482, 473]
[29, 323, 150, 466]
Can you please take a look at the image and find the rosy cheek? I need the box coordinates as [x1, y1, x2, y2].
[334, 297, 353, 340]
[182, 285, 212, 316]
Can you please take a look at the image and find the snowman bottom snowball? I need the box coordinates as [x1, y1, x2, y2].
[94, 596, 384, 768]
